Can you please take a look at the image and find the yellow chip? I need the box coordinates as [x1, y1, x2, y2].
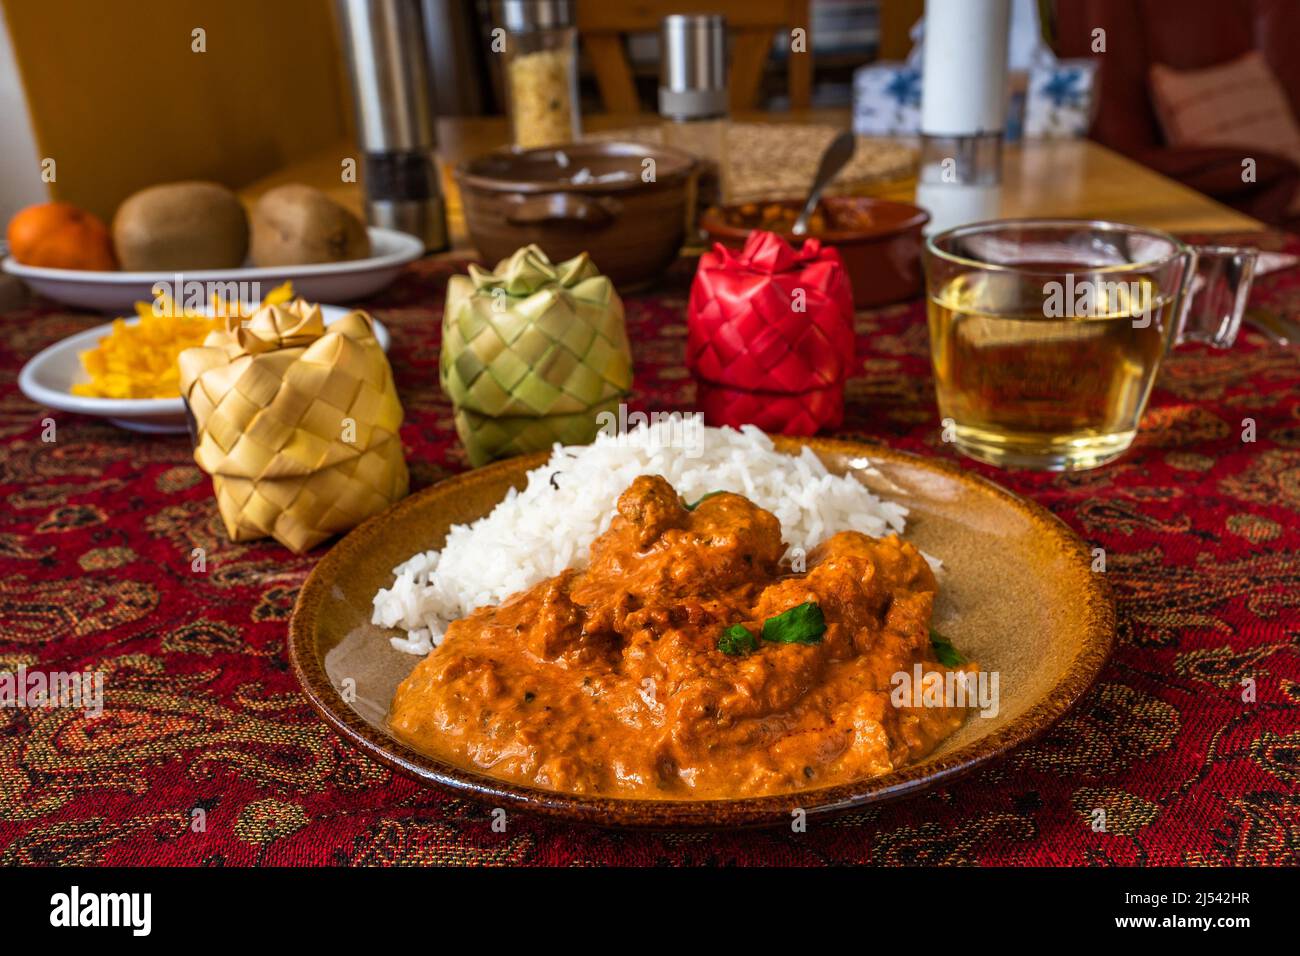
[74, 282, 298, 398]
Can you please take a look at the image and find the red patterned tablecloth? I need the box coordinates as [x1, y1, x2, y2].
[2, 234, 1298, 866]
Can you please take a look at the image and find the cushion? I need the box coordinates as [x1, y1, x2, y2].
[1150, 50, 1300, 161]
[1023, 60, 1099, 139]
[1150, 51, 1300, 211]
[852, 64, 922, 136]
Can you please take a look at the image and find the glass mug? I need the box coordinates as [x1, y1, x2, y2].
[922, 219, 1259, 471]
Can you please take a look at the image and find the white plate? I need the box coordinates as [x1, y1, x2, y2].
[18, 305, 391, 434]
[1, 226, 424, 312]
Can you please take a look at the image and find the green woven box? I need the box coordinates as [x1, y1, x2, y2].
[441, 245, 633, 466]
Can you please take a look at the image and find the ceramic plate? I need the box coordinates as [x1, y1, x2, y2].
[18, 304, 390, 434]
[289, 437, 1115, 829]
[2, 226, 423, 312]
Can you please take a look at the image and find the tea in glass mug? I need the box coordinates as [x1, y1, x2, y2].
[923, 220, 1258, 470]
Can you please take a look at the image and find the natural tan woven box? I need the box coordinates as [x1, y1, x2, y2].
[179, 300, 409, 553]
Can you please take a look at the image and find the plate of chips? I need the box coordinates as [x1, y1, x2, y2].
[18, 284, 390, 433]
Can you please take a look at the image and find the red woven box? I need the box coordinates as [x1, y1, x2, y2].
[687, 230, 854, 434]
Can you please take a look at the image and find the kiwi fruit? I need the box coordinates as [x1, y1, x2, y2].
[112, 181, 248, 270]
[249, 184, 370, 267]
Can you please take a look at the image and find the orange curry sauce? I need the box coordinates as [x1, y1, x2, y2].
[389, 475, 974, 799]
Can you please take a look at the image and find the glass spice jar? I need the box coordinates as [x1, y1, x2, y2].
[499, 0, 581, 149]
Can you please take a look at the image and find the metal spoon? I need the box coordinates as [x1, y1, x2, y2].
[792, 130, 856, 236]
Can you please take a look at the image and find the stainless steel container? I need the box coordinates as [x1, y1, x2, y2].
[658, 13, 728, 121]
[659, 13, 729, 219]
[335, 0, 448, 251]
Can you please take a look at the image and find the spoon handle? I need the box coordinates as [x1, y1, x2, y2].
[792, 130, 856, 236]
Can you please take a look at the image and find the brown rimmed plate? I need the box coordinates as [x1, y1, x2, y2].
[288, 437, 1115, 829]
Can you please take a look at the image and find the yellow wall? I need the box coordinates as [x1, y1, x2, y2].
[3, 0, 352, 220]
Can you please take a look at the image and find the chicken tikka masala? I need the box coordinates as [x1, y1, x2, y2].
[389, 474, 973, 799]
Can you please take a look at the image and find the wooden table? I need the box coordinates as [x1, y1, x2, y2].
[989, 138, 1262, 233]
[241, 110, 1261, 248]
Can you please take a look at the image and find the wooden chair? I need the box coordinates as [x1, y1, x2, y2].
[879, 0, 924, 60]
[576, 0, 812, 114]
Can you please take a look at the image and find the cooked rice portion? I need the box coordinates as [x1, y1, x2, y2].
[372, 422, 912, 655]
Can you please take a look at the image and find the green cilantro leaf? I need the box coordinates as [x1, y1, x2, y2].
[717, 623, 759, 656]
[761, 602, 825, 645]
[930, 628, 965, 667]
[685, 490, 726, 511]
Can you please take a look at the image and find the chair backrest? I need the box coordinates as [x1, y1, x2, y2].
[576, 0, 811, 114]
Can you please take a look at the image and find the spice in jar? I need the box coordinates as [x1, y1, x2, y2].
[508, 48, 576, 148]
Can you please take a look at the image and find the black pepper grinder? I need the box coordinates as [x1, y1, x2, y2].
[335, 0, 449, 252]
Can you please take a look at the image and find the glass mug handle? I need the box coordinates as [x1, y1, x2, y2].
[1174, 245, 1259, 348]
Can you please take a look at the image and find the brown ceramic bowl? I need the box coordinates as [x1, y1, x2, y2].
[289, 437, 1115, 829]
[456, 141, 695, 288]
[700, 197, 930, 309]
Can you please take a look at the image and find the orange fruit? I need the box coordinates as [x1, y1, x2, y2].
[7, 202, 117, 271]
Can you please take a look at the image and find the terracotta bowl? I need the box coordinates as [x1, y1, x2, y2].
[700, 197, 929, 308]
[456, 141, 695, 288]
[289, 437, 1115, 829]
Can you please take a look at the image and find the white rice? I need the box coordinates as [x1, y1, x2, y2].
[372, 422, 918, 656]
